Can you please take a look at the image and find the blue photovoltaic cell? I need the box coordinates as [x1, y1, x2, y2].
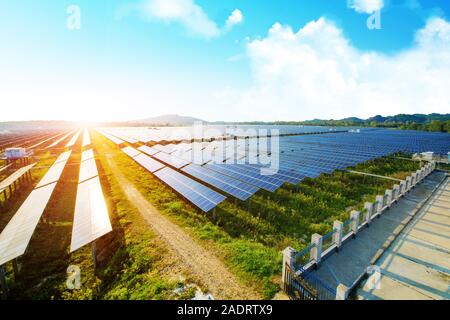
[154, 167, 226, 212]
[205, 163, 281, 192]
[182, 164, 259, 201]
[138, 145, 160, 156]
[122, 146, 140, 158]
[153, 152, 190, 169]
[133, 153, 165, 173]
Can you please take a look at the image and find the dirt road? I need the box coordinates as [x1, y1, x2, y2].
[106, 156, 262, 300]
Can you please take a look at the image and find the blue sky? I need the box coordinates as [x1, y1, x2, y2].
[1, 0, 449, 122]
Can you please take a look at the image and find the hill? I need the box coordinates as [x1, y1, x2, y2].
[130, 114, 206, 126]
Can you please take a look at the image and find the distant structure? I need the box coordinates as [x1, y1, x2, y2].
[3, 147, 32, 166]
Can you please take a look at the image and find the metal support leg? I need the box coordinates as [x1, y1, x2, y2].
[12, 260, 19, 280]
[92, 242, 97, 272]
[0, 265, 8, 299]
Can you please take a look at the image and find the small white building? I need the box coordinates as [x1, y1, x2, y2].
[5, 147, 27, 159]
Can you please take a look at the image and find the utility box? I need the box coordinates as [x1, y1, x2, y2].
[5, 147, 27, 159]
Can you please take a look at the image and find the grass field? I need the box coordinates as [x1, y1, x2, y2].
[0, 131, 422, 299]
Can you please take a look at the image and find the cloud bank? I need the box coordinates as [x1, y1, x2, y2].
[348, 0, 384, 14]
[220, 17, 450, 121]
[141, 0, 243, 38]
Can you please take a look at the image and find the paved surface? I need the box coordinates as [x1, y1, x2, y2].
[357, 175, 450, 300]
[307, 172, 447, 295]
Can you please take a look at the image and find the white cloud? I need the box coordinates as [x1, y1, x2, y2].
[141, 0, 243, 38]
[218, 17, 450, 121]
[225, 9, 244, 30]
[348, 0, 384, 14]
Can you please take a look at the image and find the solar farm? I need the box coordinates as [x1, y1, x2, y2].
[0, 126, 448, 299]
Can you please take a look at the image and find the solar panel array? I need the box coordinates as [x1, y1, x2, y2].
[71, 149, 112, 252]
[154, 167, 226, 212]
[182, 164, 258, 201]
[96, 129, 125, 145]
[100, 126, 449, 213]
[119, 145, 227, 212]
[0, 151, 72, 265]
[65, 130, 81, 148]
[82, 129, 91, 147]
[0, 163, 36, 193]
[28, 132, 66, 149]
[46, 130, 75, 149]
[101, 125, 341, 144]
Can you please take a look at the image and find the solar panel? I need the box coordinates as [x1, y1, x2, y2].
[78, 157, 98, 183]
[70, 176, 112, 252]
[134, 153, 165, 173]
[138, 145, 160, 156]
[205, 163, 282, 192]
[28, 132, 65, 149]
[153, 152, 190, 169]
[0, 182, 57, 265]
[46, 130, 74, 149]
[82, 129, 91, 147]
[182, 164, 259, 201]
[0, 163, 36, 193]
[81, 149, 95, 162]
[121, 146, 140, 158]
[154, 167, 226, 212]
[35, 151, 72, 188]
[65, 130, 81, 148]
[97, 130, 125, 145]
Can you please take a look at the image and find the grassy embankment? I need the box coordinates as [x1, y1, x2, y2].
[90, 132, 420, 298]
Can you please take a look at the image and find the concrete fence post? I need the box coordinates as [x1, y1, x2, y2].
[400, 181, 406, 195]
[416, 170, 422, 182]
[411, 173, 417, 187]
[385, 189, 393, 207]
[282, 247, 296, 287]
[364, 202, 373, 225]
[336, 283, 349, 300]
[405, 177, 411, 192]
[392, 184, 400, 201]
[310, 234, 323, 266]
[375, 195, 384, 214]
[350, 210, 360, 237]
[333, 221, 343, 250]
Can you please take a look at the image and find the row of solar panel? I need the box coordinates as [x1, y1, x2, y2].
[120, 146, 227, 212]
[0, 130, 112, 267]
[135, 144, 266, 199]
[0, 150, 72, 266]
[71, 145, 112, 253]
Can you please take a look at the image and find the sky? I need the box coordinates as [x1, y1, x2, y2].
[0, 0, 449, 122]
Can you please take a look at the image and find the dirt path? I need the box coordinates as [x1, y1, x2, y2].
[106, 156, 262, 300]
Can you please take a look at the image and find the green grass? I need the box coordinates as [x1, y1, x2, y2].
[90, 132, 421, 298]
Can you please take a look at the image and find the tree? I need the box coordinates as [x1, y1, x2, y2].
[428, 120, 444, 132]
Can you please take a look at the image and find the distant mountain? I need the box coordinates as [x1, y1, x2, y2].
[298, 113, 450, 125]
[131, 114, 206, 126]
[367, 113, 450, 124]
[294, 113, 450, 133]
